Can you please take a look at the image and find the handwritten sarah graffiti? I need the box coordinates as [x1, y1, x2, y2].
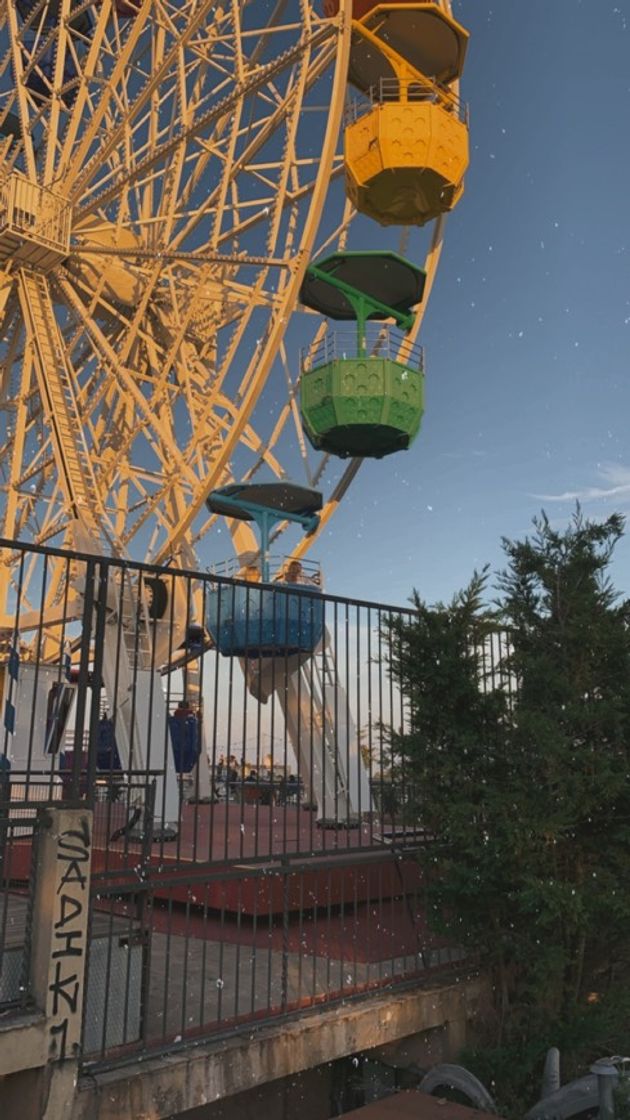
[48, 815, 91, 1062]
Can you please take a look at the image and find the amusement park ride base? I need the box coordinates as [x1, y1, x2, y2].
[10, 801, 422, 913]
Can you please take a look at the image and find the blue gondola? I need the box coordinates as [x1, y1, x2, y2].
[206, 584, 324, 659]
[204, 481, 324, 658]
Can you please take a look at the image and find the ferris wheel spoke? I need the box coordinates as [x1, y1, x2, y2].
[1, 340, 33, 543]
[205, 154, 344, 255]
[152, 15, 350, 563]
[57, 276, 203, 496]
[245, 339, 314, 488]
[0, 300, 21, 402]
[294, 460, 363, 563]
[5, 0, 37, 178]
[67, 311, 222, 523]
[312, 454, 333, 489]
[141, 42, 338, 262]
[68, 245, 293, 269]
[410, 215, 446, 339]
[188, 45, 337, 247]
[74, 55, 236, 213]
[28, 475, 68, 547]
[210, 397, 284, 479]
[264, 66, 309, 258]
[59, 0, 153, 186]
[75, 20, 335, 221]
[0, 0, 455, 584]
[16, 270, 114, 546]
[41, 0, 71, 184]
[119, 471, 200, 552]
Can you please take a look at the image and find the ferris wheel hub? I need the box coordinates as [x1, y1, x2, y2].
[72, 218, 144, 306]
[0, 173, 70, 272]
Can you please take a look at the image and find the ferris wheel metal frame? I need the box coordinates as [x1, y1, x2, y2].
[0, 0, 458, 622]
[0, 0, 465, 827]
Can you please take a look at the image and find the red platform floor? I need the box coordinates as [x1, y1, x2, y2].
[88, 800, 423, 914]
[93, 797, 379, 864]
[10, 801, 423, 915]
[128, 893, 447, 965]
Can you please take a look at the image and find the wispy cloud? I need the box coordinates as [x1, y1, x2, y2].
[532, 464, 630, 504]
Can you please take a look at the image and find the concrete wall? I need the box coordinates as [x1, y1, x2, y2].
[180, 1062, 337, 1120]
[0, 808, 93, 1120]
[69, 974, 488, 1120]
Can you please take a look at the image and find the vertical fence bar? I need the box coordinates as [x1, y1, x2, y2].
[0, 538, 484, 1071]
[71, 557, 95, 803]
[85, 559, 108, 805]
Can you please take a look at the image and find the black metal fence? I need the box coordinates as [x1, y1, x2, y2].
[0, 810, 39, 1015]
[0, 538, 496, 1068]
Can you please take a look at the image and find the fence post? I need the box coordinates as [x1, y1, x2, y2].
[71, 560, 96, 802]
[0, 763, 9, 884]
[280, 856, 290, 1012]
[28, 806, 93, 1117]
[84, 560, 109, 802]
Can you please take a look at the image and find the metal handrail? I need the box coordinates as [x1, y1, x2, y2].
[210, 553, 322, 583]
[301, 326, 425, 373]
[345, 77, 468, 127]
[0, 173, 71, 251]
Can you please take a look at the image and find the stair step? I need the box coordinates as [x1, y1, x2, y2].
[19, 269, 104, 529]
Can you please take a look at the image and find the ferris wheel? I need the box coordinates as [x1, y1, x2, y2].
[0, 0, 470, 827]
[0, 0, 468, 622]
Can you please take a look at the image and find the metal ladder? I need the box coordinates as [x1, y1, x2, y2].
[17, 268, 106, 539]
[18, 271, 181, 830]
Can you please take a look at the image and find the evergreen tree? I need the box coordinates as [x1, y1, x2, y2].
[387, 509, 630, 1048]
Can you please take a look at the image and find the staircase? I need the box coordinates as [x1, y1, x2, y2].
[17, 268, 106, 538]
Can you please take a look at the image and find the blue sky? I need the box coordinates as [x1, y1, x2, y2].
[314, 0, 630, 607]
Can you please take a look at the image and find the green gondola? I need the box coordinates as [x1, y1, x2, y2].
[299, 251, 426, 459]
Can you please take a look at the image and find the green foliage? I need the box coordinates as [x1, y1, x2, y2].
[386, 508, 630, 1111]
[614, 1075, 630, 1120]
[462, 986, 630, 1119]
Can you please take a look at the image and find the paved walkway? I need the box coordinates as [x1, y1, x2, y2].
[82, 920, 463, 1055]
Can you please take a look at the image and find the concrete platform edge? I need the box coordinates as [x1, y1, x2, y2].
[72, 975, 488, 1120]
